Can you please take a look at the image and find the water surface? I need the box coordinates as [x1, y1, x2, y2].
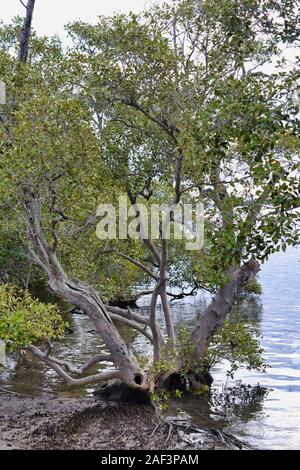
[1, 247, 299, 449]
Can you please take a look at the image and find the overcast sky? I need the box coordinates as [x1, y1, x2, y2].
[1, 0, 165, 40]
[1, 0, 297, 67]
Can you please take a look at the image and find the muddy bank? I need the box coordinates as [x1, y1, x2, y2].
[0, 391, 247, 450]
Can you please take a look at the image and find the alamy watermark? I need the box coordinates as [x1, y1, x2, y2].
[96, 195, 204, 250]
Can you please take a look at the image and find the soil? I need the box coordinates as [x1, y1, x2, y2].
[0, 390, 246, 450]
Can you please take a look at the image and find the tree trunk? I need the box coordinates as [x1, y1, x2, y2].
[160, 285, 175, 343]
[49, 277, 144, 387]
[19, 0, 36, 63]
[191, 261, 260, 362]
[23, 190, 145, 388]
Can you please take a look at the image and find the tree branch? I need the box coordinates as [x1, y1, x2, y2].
[99, 248, 159, 281]
[121, 98, 179, 143]
[105, 305, 149, 326]
[28, 345, 120, 386]
[174, 154, 183, 204]
[166, 286, 199, 300]
[149, 277, 166, 362]
[127, 188, 162, 266]
[71, 213, 98, 236]
[40, 353, 113, 375]
[109, 313, 153, 343]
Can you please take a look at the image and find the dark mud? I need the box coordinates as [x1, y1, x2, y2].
[0, 391, 247, 450]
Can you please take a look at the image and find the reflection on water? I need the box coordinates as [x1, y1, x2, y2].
[0, 247, 299, 449]
[166, 383, 270, 438]
[213, 247, 300, 450]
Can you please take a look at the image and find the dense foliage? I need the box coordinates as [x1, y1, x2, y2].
[0, 0, 299, 389]
[0, 284, 65, 349]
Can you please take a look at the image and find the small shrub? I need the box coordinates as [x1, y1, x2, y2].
[207, 321, 267, 378]
[0, 284, 66, 350]
[243, 277, 263, 296]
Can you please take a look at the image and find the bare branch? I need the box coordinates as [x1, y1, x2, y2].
[39, 353, 113, 375]
[149, 276, 167, 362]
[26, 246, 47, 271]
[121, 98, 180, 143]
[28, 345, 120, 386]
[110, 314, 153, 343]
[51, 219, 59, 253]
[105, 305, 149, 326]
[127, 189, 162, 266]
[72, 213, 98, 236]
[99, 248, 159, 281]
[174, 154, 183, 204]
[44, 173, 70, 254]
[158, 239, 175, 342]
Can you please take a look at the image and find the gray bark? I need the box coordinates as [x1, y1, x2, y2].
[159, 240, 175, 343]
[23, 190, 144, 388]
[160, 286, 175, 342]
[149, 280, 165, 362]
[28, 346, 120, 386]
[191, 260, 260, 361]
[19, 0, 36, 63]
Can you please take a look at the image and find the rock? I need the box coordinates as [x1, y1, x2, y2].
[94, 381, 153, 407]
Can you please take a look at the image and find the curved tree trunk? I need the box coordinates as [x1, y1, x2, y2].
[159, 261, 261, 391]
[23, 190, 145, 388]
[191, 261, 260, 362]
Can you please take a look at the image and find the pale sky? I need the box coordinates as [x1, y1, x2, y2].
[1, 0, 297, 66]
[1, 0, 165, 40]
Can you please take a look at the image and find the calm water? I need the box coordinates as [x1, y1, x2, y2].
[1, 247, 299, 449]
[215, 247, 300, 450]
[168, 247, 300, 450]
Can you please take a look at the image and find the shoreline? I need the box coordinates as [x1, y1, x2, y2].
[0, 391, 246, 450]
